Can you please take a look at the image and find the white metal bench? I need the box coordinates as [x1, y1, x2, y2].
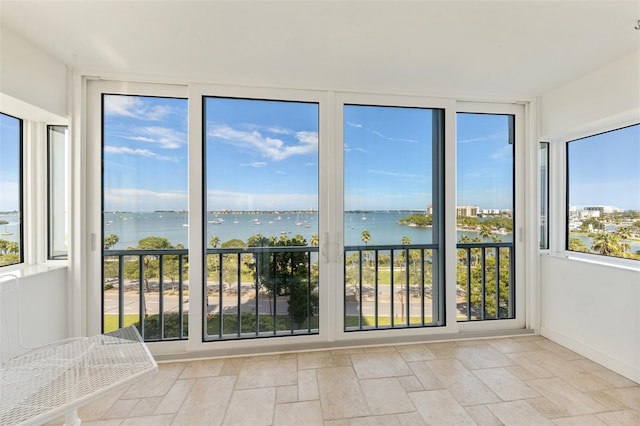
[0, 275, 157, 425]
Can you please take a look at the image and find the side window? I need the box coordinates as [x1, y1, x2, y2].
[566, 124, 640, 260]
[540, 142, 549, 250]
[0, 112, 23, 267]
[48, 125, 68, 259]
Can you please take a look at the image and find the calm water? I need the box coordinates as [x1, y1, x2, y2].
[103, 211, 512, 249]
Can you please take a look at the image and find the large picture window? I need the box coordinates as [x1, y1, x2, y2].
[566, 124, 640, 260]
[0, 112, 23, 267]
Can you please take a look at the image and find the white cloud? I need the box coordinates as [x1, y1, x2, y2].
[207, 124, 317, 161]
[104, 95, 171, 120]
[490, 144, 513, 160]
[120, 126, 186, 149]
[241, 162, 268, 168]
[371, 130, 418, 144]
[104, 145, 178, 161]
[347, 122, 363, 128]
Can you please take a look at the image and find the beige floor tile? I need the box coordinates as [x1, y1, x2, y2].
[276, 384, 298, 403]
[527, 396, 571, 419]
[122, 363, 185, 399]
[219, 357, 244, 375]
[154, 378, 195, 415]
[298, 350, 350, 369]
[464, 404, 504, 426]
[397, 375, 424, 392]
[81, 420, 125, 426]
[596, 409, 640, 425]
[525, 352, 612, 392]
[316, 366, 370, 420]
[533, 341, 584, 361]
[178, 358, 225, 379]
[298, 368, 320, 401]
[505, 352, 554, 381]
[172, 376, 236, 426]
[343, 412, 426, 425]
[587, 386, 640, 412]
[77, 386, 128, 421]
[121, 414, 174, 425]
[131, 396, 163, 416]
[409, 389, 476, 425]
[101, 399, 139, 420]
[427, 358, 501, 406]
[407, 360, 445, 390]
[360, 378, 416, 415]
[552, 414, 607, 425]
[526, 378, 607, 416]
[423, 341, 458, 359]
[223, 387, 276, 426]
[235, 356, 298, 389]
[488, 337, 545, 354]
[473, 367, 540, 401]
[486, 400, 553, 425]
[395, 343, 436, 362]
[454, 343, 515, 370]
[351, 352, 412, 379]
[571, 358, 638, 389]
[273, 400, 324, 425]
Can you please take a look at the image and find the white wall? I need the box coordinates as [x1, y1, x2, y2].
[539, 49, 640, 383]
[0, 25, 67, 121]
[540, 256, 639, 382]
[0, 26, 71, 348]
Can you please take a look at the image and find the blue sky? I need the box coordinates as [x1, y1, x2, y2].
[568, 124, 640, 210]
[99, 96, 638, 212]
[0, 112, 21, 212]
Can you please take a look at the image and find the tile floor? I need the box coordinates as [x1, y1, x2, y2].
[68, 335, 639, 425]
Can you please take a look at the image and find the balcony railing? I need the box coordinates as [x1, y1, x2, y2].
[103, 249, 188, 341]
[456, 242, 514, 321]
[204, 246, 319, 340]
[343, 244, 442, 331]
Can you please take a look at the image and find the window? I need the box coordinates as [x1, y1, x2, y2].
[540, 142, 549, 250]
[343, 104, 444, 330]
[456, 113, 515, 321]
[48, 125, 68, 259]
[203, 97, 320, 340]
[566, 124, 640, 260]
[0, 112, 23, 267]
[101, 94, 189, 339]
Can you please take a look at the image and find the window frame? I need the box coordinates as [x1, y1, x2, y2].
[564, 123, 640, 263]
[47, 124, 68, 260]
[0, 111, 24, 269]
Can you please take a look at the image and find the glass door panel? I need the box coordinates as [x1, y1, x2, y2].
[343, 105, 444, 330]
[456, 113, 515, 321]
[203, 97, 320, 340]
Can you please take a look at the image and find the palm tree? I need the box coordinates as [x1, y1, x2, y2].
[479, 225, 492, 241]
[104, 233, 119, 250]
[310, 234, 319, 246]
[616, 227, 632, 254]
[401, 236, 411, 245]
[591, 233, 622, 256]
[209, 235, 220, 248]
[361, 229, 371, 246]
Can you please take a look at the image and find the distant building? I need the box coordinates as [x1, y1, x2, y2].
[456, 205, 479, 217]
[426, 204, 433, 215]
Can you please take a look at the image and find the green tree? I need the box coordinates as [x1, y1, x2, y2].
[310, 234, 319, 247]
[209, 235, 220, 248]
[479, 225, 491, 241]
[361, 229, 371, 246]
[591, 233, 622, 257]
[125, 236, 174, 293]
[248, 233, 319, 328]
[104, 233, 119, 249]
[568, 237, 589, 253]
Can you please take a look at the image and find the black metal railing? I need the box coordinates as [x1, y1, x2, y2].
[456, 242, 514, 321]
[204, 246, 319, 340]
[343, 244, 441, 331]
[103, 249, 188, 341]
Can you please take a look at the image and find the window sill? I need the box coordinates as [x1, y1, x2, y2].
[0, 262, 68, 280]
[540, 251, 640, 273]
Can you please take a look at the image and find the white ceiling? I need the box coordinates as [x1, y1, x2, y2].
[1, 1, 639, 100]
